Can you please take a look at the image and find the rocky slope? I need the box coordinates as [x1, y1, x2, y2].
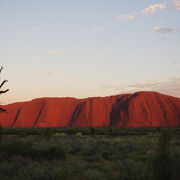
[0, 91, 180, 127]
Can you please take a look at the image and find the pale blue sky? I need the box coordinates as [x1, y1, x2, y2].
[0, 0, 180, 104]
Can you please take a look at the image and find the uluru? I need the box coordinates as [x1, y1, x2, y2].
[0, 91, 180, 128]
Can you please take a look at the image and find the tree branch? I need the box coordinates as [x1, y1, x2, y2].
[0, 66, 4, 74]
[0, 107, 6, 113]
[0, 89, 9, 94]
[0, 66, 8, 114]
[0, 80, 8, 89]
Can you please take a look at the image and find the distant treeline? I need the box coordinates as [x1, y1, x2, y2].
[2, 126, 180, 136]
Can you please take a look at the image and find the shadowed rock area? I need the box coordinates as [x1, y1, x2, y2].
[0, 91, 180, 127]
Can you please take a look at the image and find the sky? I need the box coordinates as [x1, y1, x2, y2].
[0, 0, 180, 104]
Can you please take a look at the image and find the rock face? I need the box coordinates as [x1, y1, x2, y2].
[0, 91, 180, 127]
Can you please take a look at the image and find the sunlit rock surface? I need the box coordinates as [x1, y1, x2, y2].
[0, 91, 180, 127]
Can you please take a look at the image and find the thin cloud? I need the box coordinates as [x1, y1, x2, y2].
[173, 0, 180, 10]
[100, 84, 127, 96]
[151, 27, 174, 33]
[43, 70, 54, 75]
[156, 78, 180, 98]
[116, 13, 136, 22]
[141, 3, 166, 14]
[128, 82, 161, 89]
[159, 37, 176, 41]
[32, 26, 41, 31]
[100, 78, 180, 98]
[91, 26, 103, 32]
[31, 56, 39, 60]
[128, 78, 180, 98]
[57, 24, 62, 28]
[101, 84, 122, 91]
[48, 50, 61, 54]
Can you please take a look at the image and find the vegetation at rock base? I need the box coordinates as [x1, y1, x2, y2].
[0, 127, 179, 179]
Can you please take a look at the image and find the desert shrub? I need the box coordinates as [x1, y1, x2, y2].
[150, 128, 174, 180]
[83, 153, 103, 162]
[43, 128, 53, 139]
[92, 160, 113, 172]
[0, 124, 2, 143]
[0, 139, 33, 157]
[90, 127, 95, 137]
[0, 160, 21, 177]
[68, 139, 82, 154]
[48, 144, 66, 160]
[56, 168, 68, 180]
[84, 169, 106, 180]
[0, 138, 66, 161]
[30, 166, 59, 180]
[61, 157, 88, 177]
[127, 152, 148, 163]
[147, 128, 180, 180]
[54, 132, 67, 136]
[29, 144, 66, 160]
[118, 159, 147, 180]
[0, 160, 57, 179]
[108, 127, 113, 136]
[76, 132, 82, 136]
[100, 141, 120, 160]
[18, 131, 27, 138]
[101, 150, 113, 160]
[81, 143, 96, 156]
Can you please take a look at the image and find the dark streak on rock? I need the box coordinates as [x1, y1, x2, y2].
[33, 103, 45, 127]
[11, 108, 22, 128]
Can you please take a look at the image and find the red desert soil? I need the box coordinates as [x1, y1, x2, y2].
[0, 91, 180, 127]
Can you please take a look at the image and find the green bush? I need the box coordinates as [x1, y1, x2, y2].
[84, 169, 106, 180]
[55, 132, 67, 136]
[29, 145, 66, 161]
[0, 127, 180, 179]
[69, 139, 82, 154]
[108, 127, 113, 136]
[76, 132, 82, 136]
[0, 139, 66, 161]
[151, 128, 174, 180]
[83, 154, 103, 162]
[0, 124, 2, 143]
[48, 144, 66, 160]
[0, 139, 33, 157]
[43, 128, 53, 139]
[90, 127, 95, 137]
[18, 131, 27, 138]
[56, 168, 68, 180]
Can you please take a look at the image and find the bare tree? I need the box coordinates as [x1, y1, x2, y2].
[0, 66, 9, 113]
